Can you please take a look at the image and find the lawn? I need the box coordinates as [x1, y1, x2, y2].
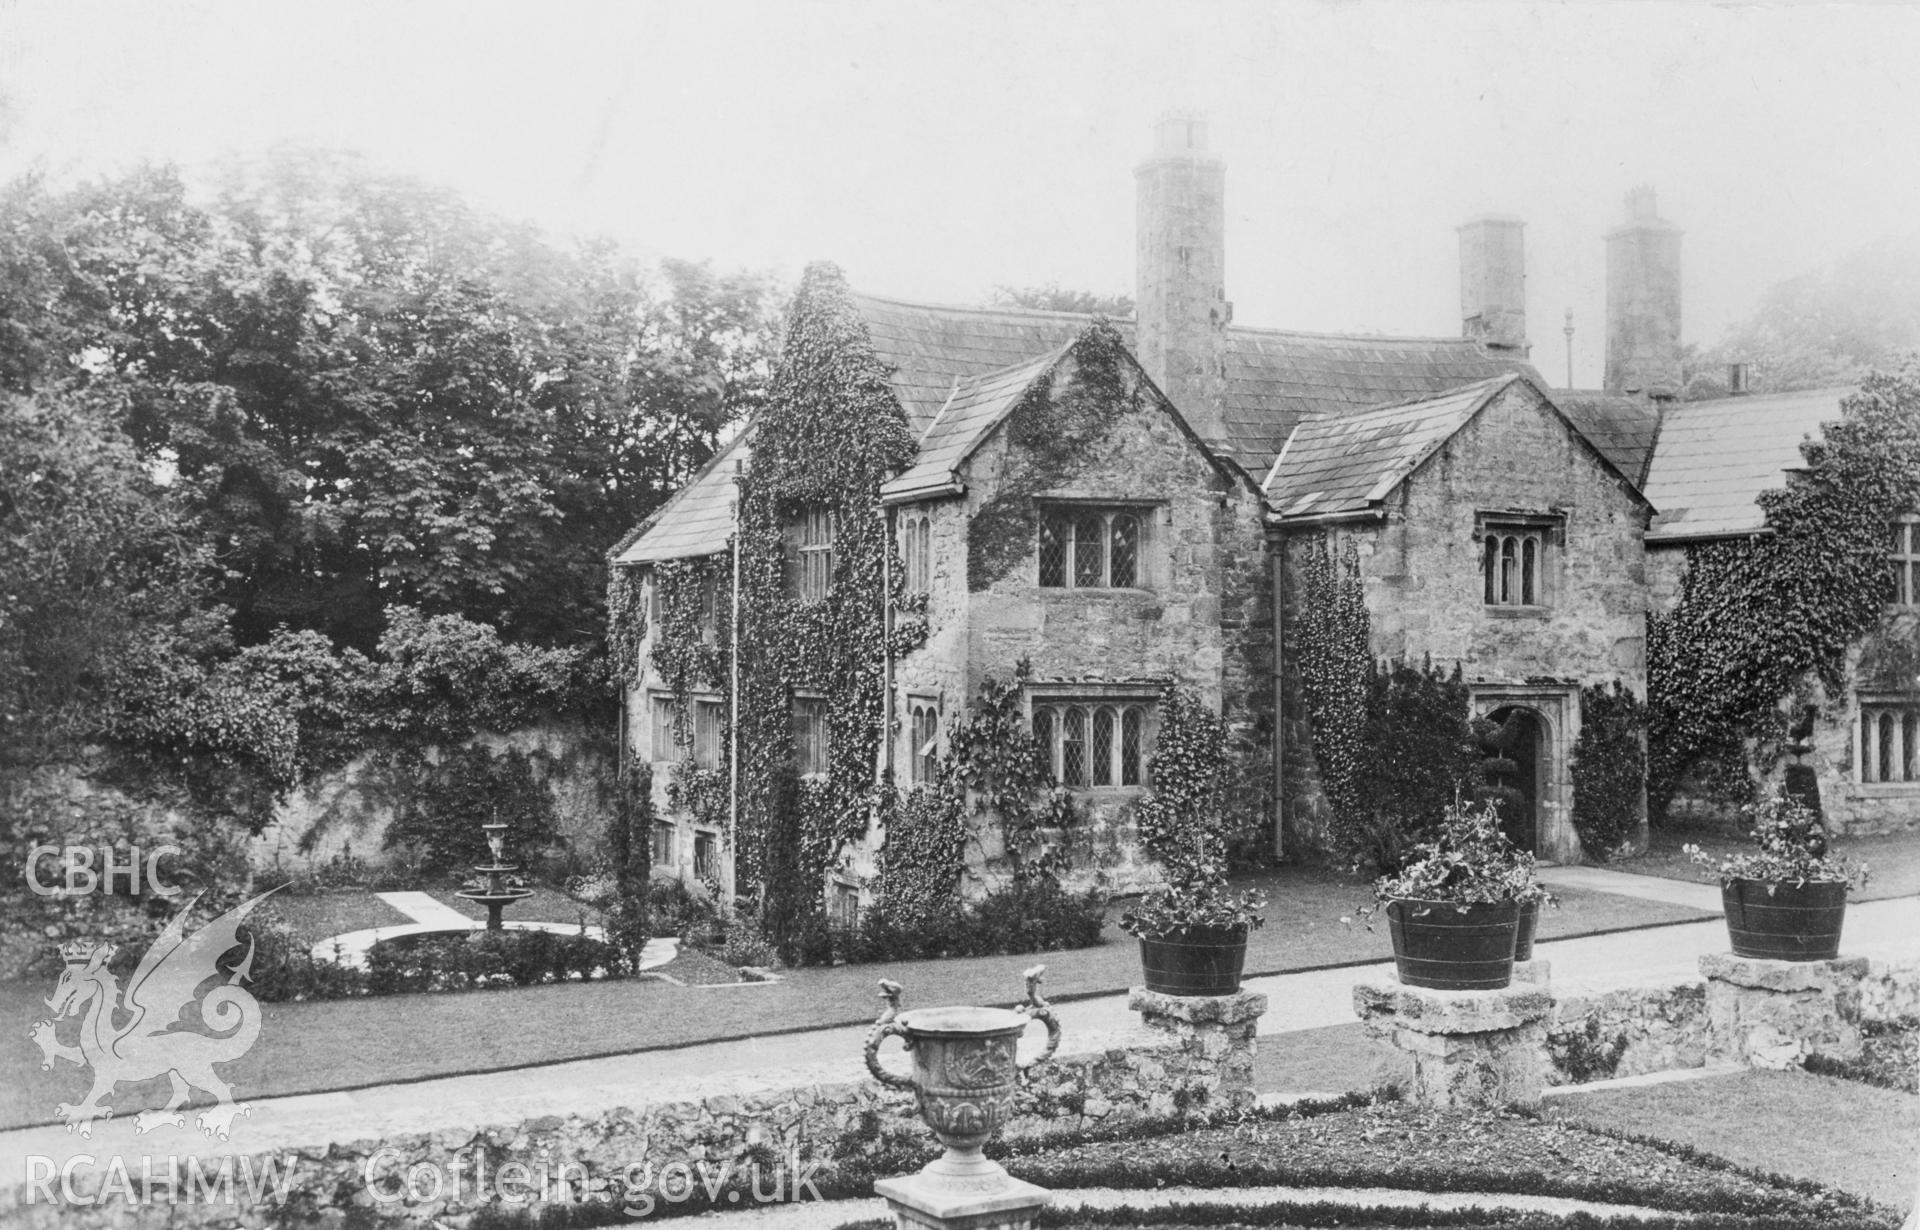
[263, 882, 600, 938]
[0, 863, 1711, 1130]
[1549, 1066, 1920, 1211]
[1614, 824, 1920, 902]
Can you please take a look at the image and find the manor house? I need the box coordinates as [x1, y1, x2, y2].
[613, 115, 1919, 906]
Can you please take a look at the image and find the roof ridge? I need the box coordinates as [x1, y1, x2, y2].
[1336, 372, 1518, 419]
[851, 289, 1509, 347]
[1679, 385, 1856, 407]
[850, 291, 1114, 324]
[1224, 322, 1495, 345]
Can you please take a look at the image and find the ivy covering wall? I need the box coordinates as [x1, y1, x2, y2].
[1647, 364, 1920, 818]
[1294, 534, 1369, 852]
[1292, 533, 1480, 871]
[966, 323, 1140, 591]
[1568, 681, 1647, 859]
[728, 263, 916, 948]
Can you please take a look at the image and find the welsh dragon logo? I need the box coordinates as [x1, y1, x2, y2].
[29, 889, 277, 1140]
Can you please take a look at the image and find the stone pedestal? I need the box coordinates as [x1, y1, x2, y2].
[1126, 987, 1267, 1109]
[1353, 979, 1552, 1109]
[875, 1171, 1050, 1230]
[1701, 953, 1866, 1070]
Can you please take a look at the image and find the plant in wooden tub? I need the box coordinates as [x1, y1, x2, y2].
[1119, 686, 1266, 996]
[1361, 798, 1549, 990]
[1685, 788, 1868, 961]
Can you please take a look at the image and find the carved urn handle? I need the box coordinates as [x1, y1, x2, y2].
[1016, 964, 1062, 1072]
[863, 978, 916, 1089]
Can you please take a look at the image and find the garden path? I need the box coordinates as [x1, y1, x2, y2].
[4, 895, 1913, 1188]
[1536, 864, 1723, 912]
[305, 890, 678, 972]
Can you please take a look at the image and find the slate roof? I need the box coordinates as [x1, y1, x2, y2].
[1264, 376, 1516, 520]
[854, 295, 1091, 439]
[850, 294, 1540, 477]
[618, 292, 1636, 557]
[1640, 387, 1850, 542]
[612, 427, 752, 565]
[880, 346, 1069, 501]
[1554, 389, 1663, 485]
[1217, 328, 1537, 476]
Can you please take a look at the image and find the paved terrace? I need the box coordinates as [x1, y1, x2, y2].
[2, 868, 1913, 1185]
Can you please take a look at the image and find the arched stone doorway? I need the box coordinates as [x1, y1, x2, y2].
[1480, 706, 1547, 853]
[1470, 685, 1581, 863]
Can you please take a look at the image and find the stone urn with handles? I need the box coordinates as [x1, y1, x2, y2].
[865, 966, 1060, 1230]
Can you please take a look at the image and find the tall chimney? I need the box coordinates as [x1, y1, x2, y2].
[1135, 110, 1229, 447]
[1604, 186, 1683, 396]
[1457, 214, 1529, 356]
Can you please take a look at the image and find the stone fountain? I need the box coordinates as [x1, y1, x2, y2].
[865, 966, 1060, 1230]
[455, 822, 535, 930]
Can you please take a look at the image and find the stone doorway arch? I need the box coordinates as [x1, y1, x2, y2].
[1481, 705, 1546, 853]
[1471, 684, 1581, 863]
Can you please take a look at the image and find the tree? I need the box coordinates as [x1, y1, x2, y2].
[11, 150, 783, 653]
[990, 283, 1133, 318]
[1686, 236, 1920, 397]
[0, 381, 213, 776]
[0, 150, 782, 833]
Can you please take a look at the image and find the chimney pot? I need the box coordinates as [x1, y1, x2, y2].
[1728, 362, 1750, 395]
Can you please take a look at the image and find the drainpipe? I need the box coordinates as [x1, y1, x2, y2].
[1270, 525, 1286, 860]
[728, 462, 743, 904]
[880, 505, 894, 786]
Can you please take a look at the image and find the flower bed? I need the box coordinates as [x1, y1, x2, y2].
[437, 1098, 1891, 1230]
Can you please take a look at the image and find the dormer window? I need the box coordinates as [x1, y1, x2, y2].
[1038, 506, 1145, 589]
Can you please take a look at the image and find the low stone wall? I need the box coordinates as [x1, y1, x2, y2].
[1540, 957, 1917, 1089]
[4, 1023, 1246, 1229]
[1544, 980, 1708, 1085]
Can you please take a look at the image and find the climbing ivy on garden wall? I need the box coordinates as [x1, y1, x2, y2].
[1647, 363, 1920, 820]
[729, 263, 916, 947]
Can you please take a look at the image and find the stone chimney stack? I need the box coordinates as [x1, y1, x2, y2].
[1604, 186, 1683, 395]
[1135, 110, 1229, 446]
[1457, 214, 1529, 356]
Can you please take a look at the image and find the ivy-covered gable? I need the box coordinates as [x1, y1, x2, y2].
[963, 321, 1257, 592]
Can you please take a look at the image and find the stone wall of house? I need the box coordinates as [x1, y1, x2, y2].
[6, 1028, 1237, 1229]
[1277, 380, 1650, 857]
[952, 354, 1273, 891]
[1820, 611, 1920, 834]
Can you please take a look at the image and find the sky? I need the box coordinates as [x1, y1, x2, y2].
[2, 0, 1918, 388]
